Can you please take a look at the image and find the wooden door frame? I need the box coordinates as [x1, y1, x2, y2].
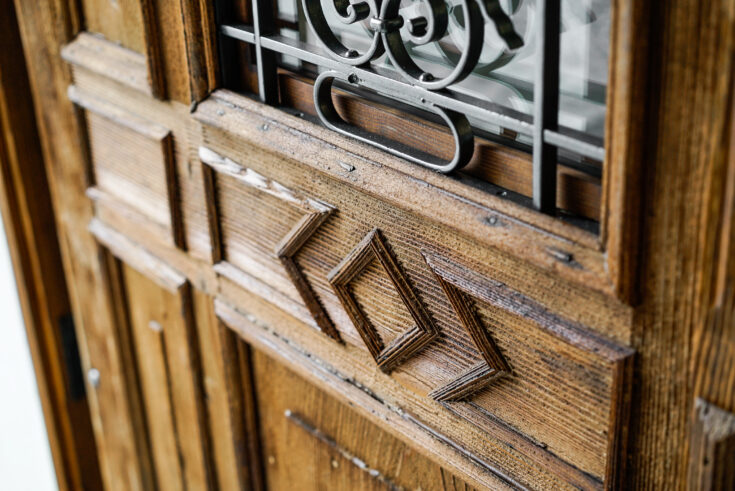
[0, 1, 101, 489]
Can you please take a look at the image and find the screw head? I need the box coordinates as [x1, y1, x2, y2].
[347, 73, 359, 84]
[87, 368, 101, 388]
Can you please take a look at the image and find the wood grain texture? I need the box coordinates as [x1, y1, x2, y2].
[118, 263, 214, 490]
[600, 0, 650, 303]
[281, 72, 602, 222]
[194, 91, 615, 296]
[62, 32, 154, 96]
[328, 228, 438, 373]
[79, 0, 164, 97]
[688, 399, 735, 490]
[0, 2, 101, 489]
[624, 0, 735, 487]
[192, 290, 265, 491]
[18, 0, 735, 488]
[13, 1, 158, 488]
[423, 251, 634, 487]
[200, 145, 340, 340]
[426, 265, 510, 402]
[251, 348, 490, 491]
[216, 297, 575, 489]
[70, 86, 185, 248]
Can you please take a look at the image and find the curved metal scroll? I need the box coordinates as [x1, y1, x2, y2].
[313, 71, 474, 173]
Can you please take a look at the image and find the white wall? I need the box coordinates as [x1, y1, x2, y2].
[0, 218, 58, 491]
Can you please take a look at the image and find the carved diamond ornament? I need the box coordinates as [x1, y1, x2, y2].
[423, 251, 511, 402]
[328, 229, 438, 373]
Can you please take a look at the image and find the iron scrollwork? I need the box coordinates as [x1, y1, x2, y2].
[303, 0, 525, 173]
[218, 0, 606, 213]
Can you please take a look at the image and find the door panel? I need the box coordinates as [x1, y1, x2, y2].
[251, 349, 485, 491]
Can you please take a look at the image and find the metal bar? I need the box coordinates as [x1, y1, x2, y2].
[219, 19, 604, 180]
[221, 24, 256, 44]
[221, 27, 535, 136]
[252, 0, 279, 104]
[532, 0, 561, 213]
[544, 130, 605, 161]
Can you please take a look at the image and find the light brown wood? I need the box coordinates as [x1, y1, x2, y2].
[251, 348, 488, 491]
[13, 2, 157, 489]
[0, 1, 101, 489]
[9, 0, 735, 489]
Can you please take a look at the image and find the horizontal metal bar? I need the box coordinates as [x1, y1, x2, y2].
[222, 25, 534, 136]
[220, 24, 604, 165]
[221, 24, 256, 44]
[544, 130, 605, 161]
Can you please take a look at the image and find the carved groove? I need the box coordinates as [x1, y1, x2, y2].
[328, 229, 437, 372]
[199, 146, 340, 341]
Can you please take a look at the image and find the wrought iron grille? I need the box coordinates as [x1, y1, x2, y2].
[215, 0, 607, 214]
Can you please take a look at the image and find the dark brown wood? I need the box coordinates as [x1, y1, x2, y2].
[688, 399, 735, 490]
[328, 228, 438, 372]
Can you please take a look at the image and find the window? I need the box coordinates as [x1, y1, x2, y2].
[214, 0, 610, 228]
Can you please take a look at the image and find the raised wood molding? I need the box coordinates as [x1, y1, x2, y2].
[69, 86, 185, 249]
[688, 399, 735, 490]
[199, 146, 340, 340]
[328, 229, 438, 373]
[89, 218, 185, 292]
[193, 91, 617, 298]
[62, 32, 155, 96]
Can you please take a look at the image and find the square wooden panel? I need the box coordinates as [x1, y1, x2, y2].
[69, 86, 183, 248]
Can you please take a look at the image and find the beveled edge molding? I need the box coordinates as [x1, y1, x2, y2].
[688, 398, 735, 490]
[199, 146, 341, 341]
[422, 250, 635, 488]
[89, 218, 185, 293]
[69, 86, 185, 249]
[62, 32, 160, 97]
[327, 228, 438, 373]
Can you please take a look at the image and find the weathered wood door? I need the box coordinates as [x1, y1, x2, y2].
[5, 0, 735, 489]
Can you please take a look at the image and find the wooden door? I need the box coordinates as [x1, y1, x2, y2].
[5, 0, 735, 490]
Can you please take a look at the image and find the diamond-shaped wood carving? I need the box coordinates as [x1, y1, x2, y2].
[328, 229, 438, 373]
[422, 251, 511, 402]
[199, 146, 340, 341]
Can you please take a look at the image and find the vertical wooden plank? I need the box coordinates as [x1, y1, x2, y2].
[79, 0, 165, 97]
[122, 264, 185, 491]
[193, 290, 265, 490]
[120, 263, 214, 490]
[626, 0, 735, 487]
[12, 1, 154, 489]
[688, 399, 735, 490]
[250, 350, 485, 491]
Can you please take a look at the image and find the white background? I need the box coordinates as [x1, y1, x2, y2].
[0, 217, 58, 490]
